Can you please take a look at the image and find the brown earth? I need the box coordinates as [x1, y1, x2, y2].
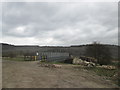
[2, 60, 118, 88]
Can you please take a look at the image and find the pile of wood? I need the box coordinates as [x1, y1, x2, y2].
[73, 57, 96, 67]
[39, 63, 62, 68]
[52, 64, 62, 68]
[79, 56, 97, 63]
[97, 65, 116, 70]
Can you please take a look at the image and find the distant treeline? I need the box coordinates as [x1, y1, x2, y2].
[1, 43, 119, 61]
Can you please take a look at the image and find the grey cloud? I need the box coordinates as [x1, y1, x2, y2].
[2, 2, 118, 45]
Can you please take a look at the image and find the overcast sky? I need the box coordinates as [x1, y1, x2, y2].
[1, 2, 118, 46]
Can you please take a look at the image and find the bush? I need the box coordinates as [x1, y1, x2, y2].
[8, 52, 16, 58]
[85, 42, 112, 65]
[64, 57, 73, 64]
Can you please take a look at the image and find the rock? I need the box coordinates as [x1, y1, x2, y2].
[39, 63, 62, 68]
[101, 65, 116, 70]
[73, 57, 83, 65]
[73, 57, 96, 67]
[52, 64, 62, 68]
[79, 56, 97, 64]
[97, 65, 116, 70]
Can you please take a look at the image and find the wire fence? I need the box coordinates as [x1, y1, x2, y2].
[37, 52, 70, 62]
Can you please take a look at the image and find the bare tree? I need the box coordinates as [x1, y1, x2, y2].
[85, 42, 112, 65]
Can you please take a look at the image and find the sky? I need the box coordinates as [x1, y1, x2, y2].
[1, 2, 118, 46]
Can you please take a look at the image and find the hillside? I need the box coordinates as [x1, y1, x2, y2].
[1, 43, 119, 60]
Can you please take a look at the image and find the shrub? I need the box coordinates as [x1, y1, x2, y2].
[8, 52, 16, 58]
[85, 42, 112, 65]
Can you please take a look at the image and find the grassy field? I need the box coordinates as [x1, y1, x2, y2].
[83, 66, 119, 86]
[2, 57, 24, 61]
[84, 67, 117, 77]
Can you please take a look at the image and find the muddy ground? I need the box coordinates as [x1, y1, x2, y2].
[2, 60, 118, 88]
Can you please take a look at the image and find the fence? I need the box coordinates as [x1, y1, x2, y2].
[37, 52, 70, 62]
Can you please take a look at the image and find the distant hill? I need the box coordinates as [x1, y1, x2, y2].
[1, 43, 119, 60]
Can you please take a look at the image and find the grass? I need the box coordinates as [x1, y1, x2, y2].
[84, 66, 119, 86]
[110, 61, 119, 67]
[49, 61, 65, 64]
[2, 57, 24, 61]
[84, 67, 117, 77]
[40, 61, 66, 65]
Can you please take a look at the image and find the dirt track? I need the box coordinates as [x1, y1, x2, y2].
[2, 60, 118, 88]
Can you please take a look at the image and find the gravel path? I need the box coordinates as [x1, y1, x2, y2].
[2, 60, 118, 88]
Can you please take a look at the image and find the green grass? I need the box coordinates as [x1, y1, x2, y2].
[84, 67, 117, 77]
[41, 61, 66, 64]
[2, 57, 24, 61]
[84, 66, 119, 86]
[110, 61, 119, 67]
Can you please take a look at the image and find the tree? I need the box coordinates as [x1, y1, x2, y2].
[85, 42, 112, 65]
[8, 52, 16, 58]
